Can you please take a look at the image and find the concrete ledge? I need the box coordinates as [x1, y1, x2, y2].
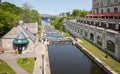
[75, 43, 117, 74]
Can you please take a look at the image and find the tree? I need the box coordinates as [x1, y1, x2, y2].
[71, 9, 90, 17]
[51, 17, 64, 32]
[0, 2, 22, 15]
[71, 9, 81, 17]
[20, 3, 41, 23]
[0, 2, 41, 36]
[0, 8, 19, 36]
[66, 12, 71, 17]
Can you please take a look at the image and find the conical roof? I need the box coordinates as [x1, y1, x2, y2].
[16, 32, 27, 39]
[13, 32, 29, 44]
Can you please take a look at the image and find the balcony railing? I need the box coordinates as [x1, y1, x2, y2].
[65, 20, 120, 34]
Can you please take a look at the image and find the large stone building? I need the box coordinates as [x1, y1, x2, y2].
[92, 0, 120, 14]
[64, 0, 120, 59]
[1, 21, 38, 54]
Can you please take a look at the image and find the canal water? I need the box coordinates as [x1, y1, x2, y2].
[42, 20, 107, 74]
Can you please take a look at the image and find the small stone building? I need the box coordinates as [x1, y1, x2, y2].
[1, 22, 38, 54]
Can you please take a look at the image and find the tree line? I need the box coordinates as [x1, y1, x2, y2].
[60, 9, 91, 17]
[51, 9, 91, 32]
[0, 2, 41, 37]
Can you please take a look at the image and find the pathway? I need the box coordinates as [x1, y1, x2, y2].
[33, 41, 51, 74]
[0, 52, 35, 74]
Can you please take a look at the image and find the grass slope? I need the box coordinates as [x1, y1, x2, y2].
[0, 59, 16, 74]
[17, 57, 35, 73]
[79, 38, 120, 73]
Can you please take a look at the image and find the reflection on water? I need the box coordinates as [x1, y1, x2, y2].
[48, 44, 107, 74]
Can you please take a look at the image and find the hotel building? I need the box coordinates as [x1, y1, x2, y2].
[64, 0, 120, 59]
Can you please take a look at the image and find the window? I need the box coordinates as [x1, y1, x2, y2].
[95, 22, 99, 26]
[93, 10, 95, 14]
[90, 33, 94, 41]
[107, 0, 110, 5]
[107, 40, 115, 53]
[97, 36, 102, 46]
[100, 2, 103, 7]
[107, 8, 110, 13]
[85, 31, 87, 37]
[114, 7, 118, 12]
[101, 9, 103, 13]
[108, 23, 116, 31]
[101, 22, 106, 28]
[114, 0, 118, 3]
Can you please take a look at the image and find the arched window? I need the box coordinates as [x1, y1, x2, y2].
[101, 9, 103, 13]
[97, 36, 102, 46]
[90, 33, 94, 41]
[85, 31, 87, 37]
[114, 7, 118, 12]
[81, 29, 83, 35]
[107, 40, 115, 53]
[107, 8, 110, 13]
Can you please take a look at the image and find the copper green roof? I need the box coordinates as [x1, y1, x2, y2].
[13, 32, 29, 44]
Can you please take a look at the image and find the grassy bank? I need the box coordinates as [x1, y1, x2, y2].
[60, 30, 120, 73]
[17, 57, 35, 73]
[0, 59, 16, 74]
[79, 38, 120, 73]
[61, 31, 73, 37]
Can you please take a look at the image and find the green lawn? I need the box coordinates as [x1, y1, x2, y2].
[79, 38, 120, 74]
[62, 32, 72, 37]
[0, 59, 16, 74]
[61, 32, 74, 37]
[17, 57, 35, 73]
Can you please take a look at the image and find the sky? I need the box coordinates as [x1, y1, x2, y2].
[2, 0, 92, 15]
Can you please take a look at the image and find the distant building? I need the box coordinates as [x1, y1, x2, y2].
[1, 22, 38, 54]
[64, 0, 120, 59]
[59, 13, 66, 17]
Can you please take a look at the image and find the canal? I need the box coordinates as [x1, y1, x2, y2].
[42, 20, 107, 74]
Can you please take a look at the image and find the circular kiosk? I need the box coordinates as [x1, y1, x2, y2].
[13, 32, 29, 54]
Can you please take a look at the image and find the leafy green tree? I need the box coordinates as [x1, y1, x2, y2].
[71, 9, 81, 17]
[0, 2, 22, 15]
[71, 9, 90, 17]
[0, 2, 41, 36]
[20, 3, 32, 23]
[66, 12, 71, 17]
[51, 17, 64, 32]
[20, 3, 41, 24]
[0, 8, 19, 36]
